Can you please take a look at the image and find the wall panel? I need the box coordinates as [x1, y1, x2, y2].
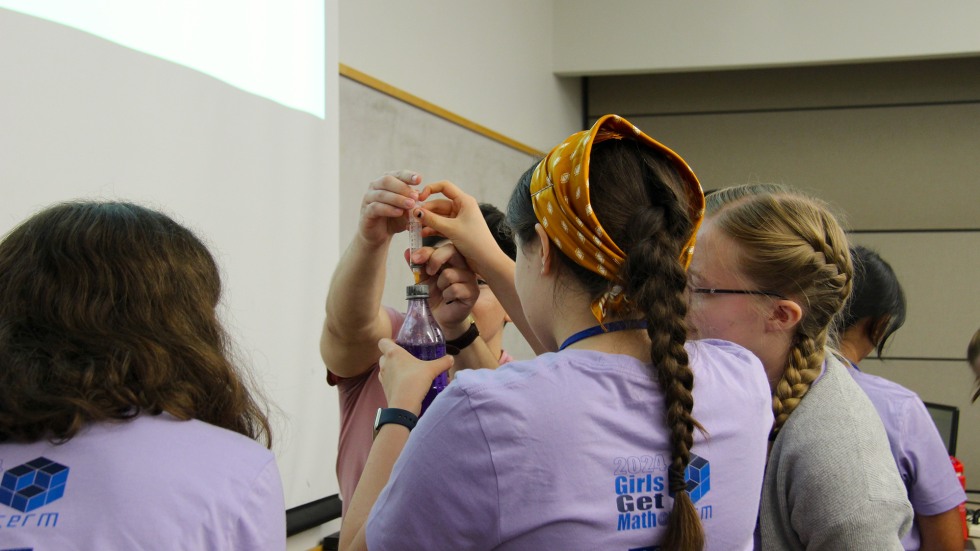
[589, 57, 980, 477]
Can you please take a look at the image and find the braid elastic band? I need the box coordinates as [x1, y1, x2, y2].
[668, 467, 688, 494]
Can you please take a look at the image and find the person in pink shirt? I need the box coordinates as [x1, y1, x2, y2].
[320, 179, 516, 515]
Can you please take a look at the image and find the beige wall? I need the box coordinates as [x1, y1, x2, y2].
[554, 0, 980, 75]
[587, 56, 980, 475]
[339, 0, 581, 153]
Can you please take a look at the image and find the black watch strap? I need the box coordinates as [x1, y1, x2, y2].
[373, 407, 418, 439]
[445, 321, 480, 356]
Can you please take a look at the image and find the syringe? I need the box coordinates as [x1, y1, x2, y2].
[408, 211, 423, 284]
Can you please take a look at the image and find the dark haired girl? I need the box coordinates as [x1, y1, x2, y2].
[340, 116, 772, 551]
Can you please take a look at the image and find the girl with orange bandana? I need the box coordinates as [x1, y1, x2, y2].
[340, 115, 773, 551]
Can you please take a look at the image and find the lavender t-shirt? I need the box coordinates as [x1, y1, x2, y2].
[367, 339, 773, 550]
[0, 413, 285, 550]
[849, 367, 967, 550]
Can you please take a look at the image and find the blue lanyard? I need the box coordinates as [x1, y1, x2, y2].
[558, 320, 648, 351]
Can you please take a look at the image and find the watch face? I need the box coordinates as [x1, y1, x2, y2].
[374, 407, 383, 430]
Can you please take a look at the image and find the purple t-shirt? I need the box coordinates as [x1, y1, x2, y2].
[0, 413, 285, 550]
[849, 367, 967, 550]
[366, 339, 773, 550]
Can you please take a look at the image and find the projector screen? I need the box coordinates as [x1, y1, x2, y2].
[0, 0, 325, 118]
[0, 1, 341, 516]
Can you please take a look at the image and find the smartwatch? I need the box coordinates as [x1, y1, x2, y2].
[373, 407, 418, 439]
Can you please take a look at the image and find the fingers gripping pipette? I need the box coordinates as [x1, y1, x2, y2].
[408, 210, 423, 284]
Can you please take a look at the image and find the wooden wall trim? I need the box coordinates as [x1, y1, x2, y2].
[339, 64, 543, 158]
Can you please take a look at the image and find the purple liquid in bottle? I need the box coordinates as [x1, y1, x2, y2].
[399, 342, 449, 414]
[395, 284, 447, 416]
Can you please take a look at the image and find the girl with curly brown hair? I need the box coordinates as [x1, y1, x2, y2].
[0, 201, 284, 549]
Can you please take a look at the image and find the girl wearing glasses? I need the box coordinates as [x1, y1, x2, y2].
[687, 184, 913, 550]
[339, 116, 773, 551]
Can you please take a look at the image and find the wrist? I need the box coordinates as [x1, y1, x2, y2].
[442, 314, 476, 341]
[373, 407, 419, 440]
[354, 231, 392, 252]
[385, 398, 422, 417]
[446, 319, 480, 356]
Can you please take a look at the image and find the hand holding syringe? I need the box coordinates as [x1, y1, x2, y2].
[408, 211, 423, 284]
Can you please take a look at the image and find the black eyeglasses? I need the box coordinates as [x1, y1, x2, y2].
[690, 287, 787, 300]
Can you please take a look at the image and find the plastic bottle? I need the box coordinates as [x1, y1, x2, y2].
[951, 456, 968, 540]
[394, 284, 448, 415]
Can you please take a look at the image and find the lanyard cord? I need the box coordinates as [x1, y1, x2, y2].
[558, 319, 648, 351]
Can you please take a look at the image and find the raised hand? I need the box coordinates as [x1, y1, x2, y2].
[415, 181, 501, 276]
[358, 170, 421, 247]
[407, 243, 480, 329]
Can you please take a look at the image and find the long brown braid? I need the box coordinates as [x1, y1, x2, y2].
[620, 171, 705, 551]
[510, 138, 706, 550]
[706, 186, 852, 440]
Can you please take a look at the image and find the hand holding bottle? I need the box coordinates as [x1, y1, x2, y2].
[377, 338, 453, 416]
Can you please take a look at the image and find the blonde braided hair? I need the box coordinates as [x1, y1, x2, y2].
[706, 185, 852, 440]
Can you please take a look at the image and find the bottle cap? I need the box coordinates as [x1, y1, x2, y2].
[405, 284, 430, 299]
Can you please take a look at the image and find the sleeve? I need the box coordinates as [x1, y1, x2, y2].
[900, 398, 967, 514]
[234, 456, 287, 551]
[800, 496, 911, 551]
[785, 450, 912, 551]
[777, 369, 912, 550]
[366, 384, 500, 550]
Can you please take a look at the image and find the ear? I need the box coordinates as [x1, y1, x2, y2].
[533, 223, 553, 276]
[765, 299, 803, 334]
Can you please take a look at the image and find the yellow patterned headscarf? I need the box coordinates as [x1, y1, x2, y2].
[530, 114, 705, 324]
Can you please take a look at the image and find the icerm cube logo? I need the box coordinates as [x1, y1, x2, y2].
[0, 457, 70, 513]
[684, 454, 710, 504]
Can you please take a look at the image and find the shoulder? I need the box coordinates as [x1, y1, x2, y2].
[454, 351, 600, 386]
[803, 356, 876, 409]
[452, 350, 649, 396]
[770, 357, 908, 502]
[686, 339, 771, 399]
[687, 338, 763, 368]
[79, 414, 278, 484]
[447, 350, 653, 428]
[849, 368, 921, 405]
[848, 367, 928, 435]
[772, 357, 893, 468]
